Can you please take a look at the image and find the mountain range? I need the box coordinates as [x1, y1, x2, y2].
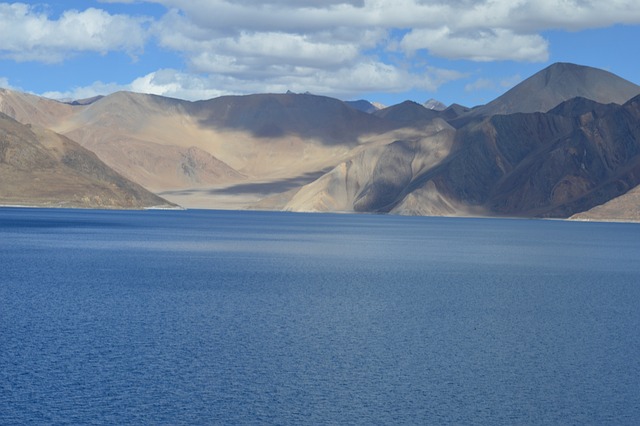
[2, 62, 640, 220]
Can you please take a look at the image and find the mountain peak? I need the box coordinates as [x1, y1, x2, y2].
[344, 99, 381, 113]
[455, 62, 640, 125]
[373, 100, 440, 126]
[423, 98, 447, 111]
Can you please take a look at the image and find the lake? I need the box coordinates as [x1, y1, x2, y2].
[1, 208, 639, 424]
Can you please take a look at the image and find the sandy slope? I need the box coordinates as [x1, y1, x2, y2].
[570, 186, 640, 222]
[0, 112, 174, 209]
[285, 119, 467, 214]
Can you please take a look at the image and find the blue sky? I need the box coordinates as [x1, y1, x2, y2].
[1, 1, 639, 108]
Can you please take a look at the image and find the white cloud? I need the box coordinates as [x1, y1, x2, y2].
[0, 76, 13, 89]
[505, 0, 640, 32]
[465, 78, 495, 92]
[129, 69, 233, 99]
[150, 0, 640, 66]
[12, 0, 640, 101]
[41, 81, 125, 101]
[401, 27, 549, 62]
[464, 73, 524, 93]
[4, 1, 640, 67]
[0, 3, 148, 63]
[464, 74, 522, 92]
[153, 9, 382, 69]
[39, 60, 464, 102]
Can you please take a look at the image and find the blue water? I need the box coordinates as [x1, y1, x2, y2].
[1, 208, 640, 425]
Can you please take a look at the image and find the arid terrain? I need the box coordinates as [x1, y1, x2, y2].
[2, 62, 640, 220]
[0, 112, 174, 209]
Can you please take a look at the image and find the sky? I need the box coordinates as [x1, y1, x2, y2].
[0, 1, 639, 108]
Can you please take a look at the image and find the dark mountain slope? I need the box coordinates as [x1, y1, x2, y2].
[451, 62, 640, 127]
[345, 99, 380, 113]
[373, 101, 440, 127]
[439, 103, 471, 121]
[434, 95, 640, 217]
[287, 94, 640, 218]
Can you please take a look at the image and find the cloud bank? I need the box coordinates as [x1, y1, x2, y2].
[3, 0, 640, 100]
[0, 3, 147, 63]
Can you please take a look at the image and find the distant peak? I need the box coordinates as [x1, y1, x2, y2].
[458, 62, 640, 119]
[541, 62, 602, 78]
[546, 61, 583, 70]
[344, 99, 381, 113]
[285, 90, 314, 96]
[397, 100, 424, 108]
[424, 98, 447, 111]
[66, 95, 104, 106]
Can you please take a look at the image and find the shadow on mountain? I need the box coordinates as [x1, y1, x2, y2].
[189, 93, 394, 145]
[161, 170, 327, 197]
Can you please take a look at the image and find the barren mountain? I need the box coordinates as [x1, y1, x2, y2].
[3, 62, 640, 218]
[0, 88, 77, 128]
[0, 89, 397, 207]
[570, 185, 640, 222]
[288, 95, 640, 218]
[188, 93, 392, 143]
[53, 92, 246, 191]
[0, 112, 174, 209]
[452, 62, 640, 127]
[437, 103, 471, 122]
[437, 95, 640, 217]
[285, 119, 462, 214]
[374, 101, 441, 128]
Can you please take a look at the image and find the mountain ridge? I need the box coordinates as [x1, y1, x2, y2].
[286, 94, 640, 218]
[2, 62, 640, 219]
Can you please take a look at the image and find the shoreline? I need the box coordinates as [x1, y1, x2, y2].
[2, 203, 639, 224]
[0, 203, 183, 211]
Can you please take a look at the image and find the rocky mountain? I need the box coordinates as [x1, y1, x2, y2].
[287, 94, 640, 218]
[439, 95, 640, 217]
[3, 62, 640, 220]
[54, 91, 246, 191]
[374, 101, 441, 128]
[451, 62, 640, 127]
[1, 89, 397, 208]
[285, 119, 460, 214]
[0, 112, 174, 209]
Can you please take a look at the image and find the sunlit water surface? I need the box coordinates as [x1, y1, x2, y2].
[1, 208, 639, 424]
